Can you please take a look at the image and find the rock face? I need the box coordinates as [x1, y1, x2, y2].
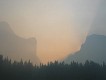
[0, 21, 39, 64]
[65, 34, 106, 64]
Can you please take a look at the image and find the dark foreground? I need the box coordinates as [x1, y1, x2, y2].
[0, 55, 106, 80]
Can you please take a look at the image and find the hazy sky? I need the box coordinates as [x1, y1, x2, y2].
[89, 0, 106, 35]
[0, 0, 101, 63]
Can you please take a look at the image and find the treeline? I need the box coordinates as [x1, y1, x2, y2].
[0, 55, 106, 80]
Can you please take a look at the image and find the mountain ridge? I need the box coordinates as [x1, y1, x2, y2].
[65, 34, 106, 64]
[0, 21, 39, 64]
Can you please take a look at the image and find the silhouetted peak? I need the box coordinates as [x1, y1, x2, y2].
[0, 21, 39, 64]
[65, 34, 106, 64]
[0, 21, 9, 25]
[0, 21, 10, 29]
[28, 37, 37, 45]
[0, 21, 14, 35]
[28, 37, 37, 42]
[81, 34, 106, 49]
[86, 34, 106, 40]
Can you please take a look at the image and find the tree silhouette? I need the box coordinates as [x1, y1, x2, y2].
[0, 54, 106, 80]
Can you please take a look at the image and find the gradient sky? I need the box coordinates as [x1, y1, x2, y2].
[0, 0, 100, 63]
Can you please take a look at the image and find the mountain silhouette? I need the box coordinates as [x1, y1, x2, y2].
[0, 21, 39, 64]
[65, 0, 106, 64]
[65, 34, 106, 64]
